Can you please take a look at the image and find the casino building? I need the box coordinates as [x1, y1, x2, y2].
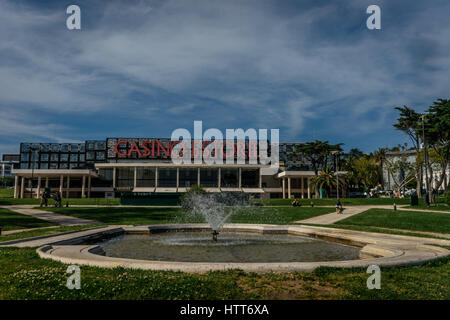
[9, 138, 338, 199]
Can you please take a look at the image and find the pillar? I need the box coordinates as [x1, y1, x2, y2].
[288, 177, 291, 199]
[20, 176, 25, 198]
[14, 176, 18, 198]
[112, 167, 117, 188]
[238, 168, 242, 188]
[66, 176, 70, 198]
[176, 168, 179, 189]
[301, 177, 305, 199]
[218, 168, 221, 188]
[307, 177, 311, 199]
[36, 176, 41, 199]
[258, 168, 262, 188]
[282, 178, 286, 199]
[45, 177, 49, 188]
[88, 176, 91, 198]
[133, 167, 137, 189]
[197, 168, 200, 186]
[81, 176, 86, 198]
[59, 175, 63, 194]
[155, 167, 158, 188]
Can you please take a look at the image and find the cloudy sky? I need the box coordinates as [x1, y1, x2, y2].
[1, 0, 449, 154]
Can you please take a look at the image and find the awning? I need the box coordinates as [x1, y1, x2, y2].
[133, 187, 155, 193]
[242, 188, 265, 193]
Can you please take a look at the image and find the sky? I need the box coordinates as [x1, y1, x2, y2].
[1, 0, 449, 155]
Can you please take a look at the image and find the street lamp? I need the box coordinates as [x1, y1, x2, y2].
[29, 146, 39, 199]
[420, 115, 431, 205]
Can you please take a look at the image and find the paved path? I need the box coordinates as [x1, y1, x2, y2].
[2, 226, 59, 236]
[1, 205, 98, 226]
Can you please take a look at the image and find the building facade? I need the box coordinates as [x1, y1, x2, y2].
[10, 138, 336, 199]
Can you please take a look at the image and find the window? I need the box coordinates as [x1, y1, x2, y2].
[117, 167, 134, 188]
[136, 168, 155, 187]
[158, 168, 177, 187]
[50, 154, 59, 162]
[179, 168, 197, 187]
[21, 143, 30, 152]
[221, 169, 238, 188]
[40, 163, 48, 169]
[21, 153, 29, 162]
[40, 154, 49, 162]
[60, 154, 69, 162]
[50, 163, 58, 169]
[200, 168, 218, 187]
[241, 169, 259, 188]
[86, 151, 95, 161]
[51, 144, 60, 152]
[96, 152, 105, 160]
[70, 154, 78, 162]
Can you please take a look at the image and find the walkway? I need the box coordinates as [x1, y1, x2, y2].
[1, 205, 98, 226]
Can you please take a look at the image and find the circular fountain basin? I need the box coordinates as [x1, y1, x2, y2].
[36, 224, 450, 273]
[99, 231, 361, 263]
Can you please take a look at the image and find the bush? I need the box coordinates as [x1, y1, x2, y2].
[445, 189, 450, 205]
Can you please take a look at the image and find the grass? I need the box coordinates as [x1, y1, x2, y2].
[0, 197, 120, 205]
[0, 247, 448, 299]
[406, 204, 450, 211]
[0, 225, 100, 243]
[257, 197, 417, 206]
[0, 208, 57, 231]
[0, 188, 13, 198]
[336, 209, 450, 234]
[40, 206, 334, 225]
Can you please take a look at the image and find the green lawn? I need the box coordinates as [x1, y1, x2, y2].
[0, 197, 120, 205]
[406, 204, 450, 211]
[0, 188, 13, 198]
[257, 197, 418, 206]
[0, 247, 448, 299]
[0, 225, 100, 243]
[336, 209, 450, 234]
[0, 208, 57, 231]
[41, 206, 333, 225]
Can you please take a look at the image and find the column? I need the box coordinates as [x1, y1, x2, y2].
[133, 167, 137, 189]
[197, 168, 200, 186]
[301, 177, 305, 199]
[282, 178, 286, 199]
[176, 168, 179, 189]
[258, 168, 262, 188]
[112, 167, 117, 188]
[155, 167, 158, 188]
[287, 177, 291, 199]
[59, 175, 63, 194]
[36, 176, 41, 199]
[45, 177, 49, 188]
[218, 168, 221, 189]
[66, 176, 70, 198]
[88, 176, 91, 198]
[81, 176, 86, 198]
[238, 168, 242, 188]
[14, 175, 19, 198]
[20, 176, 25, 198]
[307, 177, 311, 199]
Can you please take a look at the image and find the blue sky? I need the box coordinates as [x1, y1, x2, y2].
[1, 0, 449, 154]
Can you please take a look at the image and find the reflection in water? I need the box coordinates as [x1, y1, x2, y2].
[99, 231, 361, 263]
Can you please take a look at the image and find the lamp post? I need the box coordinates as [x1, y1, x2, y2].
[29, 147, 39, 199]
[332, 151, 340, 199]
[421, 115, 431, 205]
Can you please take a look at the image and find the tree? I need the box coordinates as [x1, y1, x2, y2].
[350, 156, 382, 190]
[393, 106, 424, 196]
[310, 166, 347, 198]
[383, 152, 416, 195]
[294, 141, 343, 198]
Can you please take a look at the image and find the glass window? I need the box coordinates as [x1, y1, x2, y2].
[136, 168, 155, 187]
[79, 144, 86, 152]
[40, 163, 48, 169]
[49, 163, 58, 169]
[30, 152, 39, 162]
[86, 151, 95, 160]
[70, 154, 78, 162]
[95, 141, 106, 150]
[79, 154, 85, 162]
[60, 154, 69, 162]
[158, 168, 177, 187]
[221, 168, 238, 188]
[40, 154, 49, 162]
[51, 144, 60, 152]
[241, 169, 259, 188]
[200, 168, 218, 187]
[60, 163, 68, 169]
[87, 142, 95, 150]
[50, 154, 59, 162]
[96, 152, 105, 160]
[179, 168, 198, 187]
[69, 163, 78, 169]
[21, 153, 30, 161]
[117, 167, 134, 188]
[61, 144, 69, 152]
[21, 143, 30, 152]
[20, 163, 29, 169]
[41, 144, 50, 152]
[70, 144, 79, 152]
[99, 168, 114, 181]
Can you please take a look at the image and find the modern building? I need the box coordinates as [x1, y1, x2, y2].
[10, 138, 340, 199]
[1, 154, 20, 178]
[382, 150, 449, 192]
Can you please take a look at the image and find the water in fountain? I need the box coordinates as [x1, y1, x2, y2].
[181, 191, 251, 240]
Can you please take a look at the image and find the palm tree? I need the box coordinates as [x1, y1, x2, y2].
[309, 166, 347, 198]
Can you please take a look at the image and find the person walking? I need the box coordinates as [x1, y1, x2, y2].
[40, 191, 48, 208]
[336, 199, 343, 213]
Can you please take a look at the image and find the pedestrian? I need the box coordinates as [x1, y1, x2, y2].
[40, 191, 48, 207]
[335, 199, 342, 213]
[291, 198, 299, 207]
[55, 191, 62, 208]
